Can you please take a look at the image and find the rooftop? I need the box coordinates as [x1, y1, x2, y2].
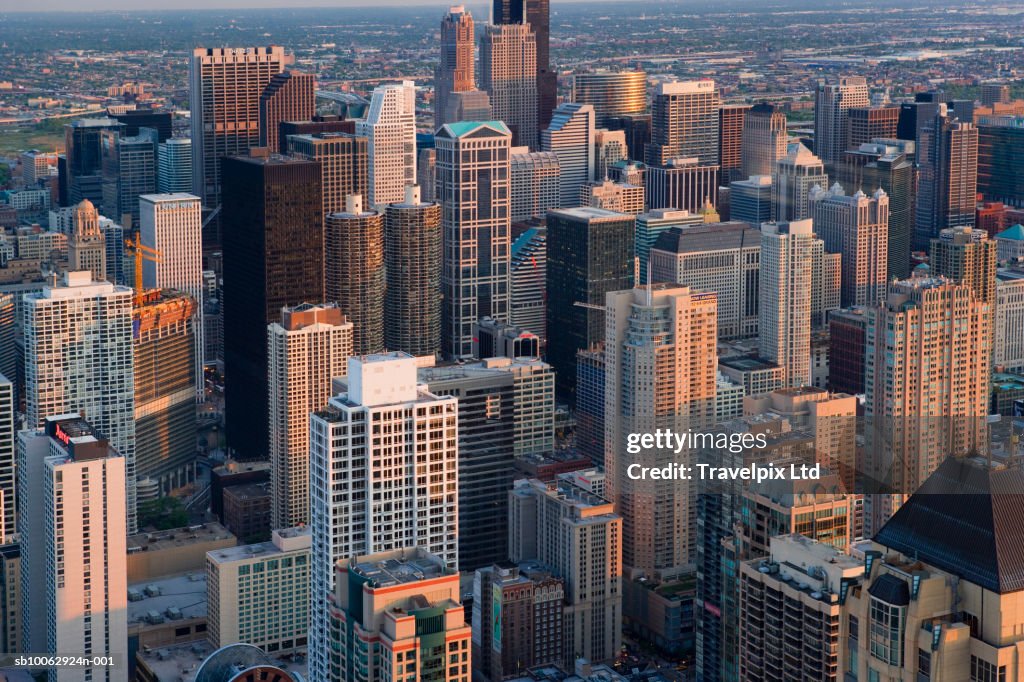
[128, 522, 235, 553]
[351, 552, 449, 587]
[549, 206, 632, 221]
[127, 572, 207, 626]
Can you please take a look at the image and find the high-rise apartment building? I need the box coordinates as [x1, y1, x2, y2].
[435, 6, 476, 128]
[646, 79, 720, 167]
[729, 175, 774, 225]
[325, 195, 385, 356]
[546, 207, 634, 397]
[741, 103, 788, 178]
[995, 264, 1024, 370]
[541, 102, 596, 207]
[308, 353, 459, 681]
[221, 151, 323, 460]
[508, 478, 622, 666]
[649, 221, 761, 339]
[24, 271, 137, 532]
[811, 184, 889, 307]
[357, 80, 417, 207]
[481, 23, 538, 150]
[435, 121, 512, 359]
[384, 185, 443, 357]
[847, 105, 900, 149]
[719, 103, 750, 183]
[100, 127, 157, 228]
[268, 303, 352, 530]
[914, 105, 979, 249]
[634, 208, 704, 283]
[593, 128, 628, 180]
[140, 192, 205, 395]
[929, 226, 997, 305]
[259, 71, 316, 153]
[287, 132, 369, 217]
[645, 158, 720, 213]
[572, 70, 647, 127]
[576, 346, 606, 466]
[773, 142, 829, 221]
[493, 0, 554, 129]
[68, 198, 106, 281]
[510, 146, 560, 222]
[157, 137, 192, 193]
[580, 178, 645, 215]
[190, 46, 285, 243]
[18, 415, 127, 681]
[510, 226, 547, 338]
[813, 76, 870, 164]
[605, 285, 717, 573]
[0, 377, 11, 544]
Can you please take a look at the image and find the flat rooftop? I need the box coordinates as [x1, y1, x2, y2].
[128, 521, 235, 552]
[128, 572, 207, 626]
[353, 556, 447, 587]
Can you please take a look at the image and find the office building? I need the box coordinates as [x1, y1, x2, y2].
[109, 108, 172, 141]
[0, 543, 20, 656]
[133, 290, 198, 493]
[719, 103, 750, 183]
[646, 79, 720, 167]
[222, 151, 323, 460]
[738, 535, 863, 682]
[64, 117, 126, 206]
[605, 285, 718, 573]
[634, 208, 704, 283]
[326, 548, 471, 682]
[607, 113, 652, 161]
[157, 137, 192, 193]
[18, 415, 127, 681]
[580, 178, 645, 215]
[68, 198, 106, 282]
[308, 353, 459, 681]
[0, 378, 11, 544]
[100, 127, 157, 228]
[996, 222, 1024, 260]
[864, 276, 991, 534]
[593, 129, 627, 181]
[481, 23, 538, 150]
[384, 185, 443, 357]
[206, 527, 311, 654]
[828, 306, 868, 396]
[981, 82, 1012, 106]
[572, 70, 647, 127]
[813, 76, 869, 164]
[510, 147, 560, 222]
[259, 71, 315, 153]
[447, 89, 493, 123]
[847, 105, 900, 152]
[24, 271, 137, 532]
[729, 175, 773, 226]
[650, 221, 761, 339]
[287, 132, 369, 217]
[473, 317, 540, 360]
[493, 0, 554, 129]
[995, 265, 1024, 370]
[509, 478, 622, 666]
[140, 192, 205, 394]
[268, 303, 352, 530]
[435, 6, 476, 128]
[190, 46, 285, 243]
[417, 147, 436, 202]
[21, 150, 57, 185]
[546, 207, 633, 397]
[325, 195, 385, 355]
[510, 226, 547, 338]
[645, 158, 719, 213]
[929, 226, 997, 304]
[541, 102, 596, 207]
[435, 121, 513, 359]
[811, 183, 889, 307]
[978, 114, 1024, 208]
[914, 105, 979, 249]
[279, 116, 355, 144]
[773, 142, 828, 221]
[575, 346, 606, 466]
[357, 81, 417, 207]
[472, 563, 565, 681]
[739, 102, 787, 179]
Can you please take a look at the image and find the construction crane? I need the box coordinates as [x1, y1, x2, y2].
[125, 234, 161, 304]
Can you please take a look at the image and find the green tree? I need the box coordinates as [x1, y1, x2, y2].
[137, 496, 189, 530]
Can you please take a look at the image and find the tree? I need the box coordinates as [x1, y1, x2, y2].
[137, 496, 189, 530]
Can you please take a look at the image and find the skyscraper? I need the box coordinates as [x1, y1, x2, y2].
[811, 183, 889, 307]
[847, 105, 900, 149]
[546, 206, 634, 397]
[24, 271, 137, 532]
[645, 158, 720, 212]
[741, 102, 788, 178]
[157, 137, 193, 193]
[914, 105, 979, 249]
[0, 377, 11, 544]
[719, 103, 750, 183]
[604, 285, 717, 573]
[100, 127, 157, 228]
[325, 195, 385, 356]
[259, 71, 316, 153]
[222, 151, 323, 461]
[268, 303, 352, 530]
[773, 142, 829, 221]
[435, 121, 513, 359]
[510, 226, 547, 338]
[593, 128, 628, 180]
[541, 102, 596, 208]
[929, 226, 997, 305]
[481, 23, 539, 149]
[287, 132, 369, 217]
[729, 175, 774, 225]
[493, 0, 554, 129]
[18, 415, 127, 681]
[634, 208, 705, 283]
[357, 81, 417, 207]
[813, 75, 869, 164]
[510, 146, 560, 222]
[645, 79, 720, 167]
[64, 117, 126, 206]
[384, 185, 443, 357]
[435, 6, 476, 128]
[190, 46, 285, 244]
[572, 70, 647, 127]
[140, 193, 205, 396]
[977, 115, 1024, 209]
[308, 353, 459, 681]
[68, 198, 106, 281]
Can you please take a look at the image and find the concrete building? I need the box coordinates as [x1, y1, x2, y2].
[0, 378, 10, 544]
[509, 479, 622, 667]
[580, 179, 645, 215]
[259, 71, 315, 153]
[493, 0, 554, 130]
[741, 103, 789, 178]
[309, 353, 459, 681]
[68, 198, 106, 282]
[434, 6, 476, 128]
[268, 303, 352, 530]
[541, 103, 596, 208]
[287, 132, 369, 217]
[995, 264, 1024, 370]
[357, 81, 417, 207]
[18, 415, 127, 681]
[848, 105, 900, 149]
[729, 175, 773, 226]
[510, 147, 560, 222]
[481, 23, 538, 150]
[593, 128, 628, 181]
[813, 76, 869, 164]
[325, 195, 385, 355]
[646, 79, 720, 167]
[996, 223, 1024, 261]
[929, 225, 997, 305]
[635, 208, 705, 283]
[571, 70, 646, 127]
[773, 142, 828, 221]
[645, 158, 719, 213]
[509, 226, 547, 338]
[206, 527, 311, 654]
[719, 103, 750, 183]
[914, 105, 979, 249]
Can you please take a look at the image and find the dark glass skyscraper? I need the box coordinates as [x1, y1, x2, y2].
[222, 150, 323, 460]
[493, 0, 555, 129]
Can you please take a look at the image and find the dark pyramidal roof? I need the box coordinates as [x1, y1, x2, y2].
[874, 456, 1024, 594]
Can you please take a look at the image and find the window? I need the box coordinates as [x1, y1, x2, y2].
[971, 656, 1006, 682]
[869, 597, 904, 666]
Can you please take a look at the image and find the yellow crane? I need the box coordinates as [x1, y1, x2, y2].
[124, 234, 161, 303]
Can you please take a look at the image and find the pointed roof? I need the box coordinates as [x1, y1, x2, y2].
[436, 120, 510, 139]
[873, 457, 1024, 593]
[996, 224, 1024, 242]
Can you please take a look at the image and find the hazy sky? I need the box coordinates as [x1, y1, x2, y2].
[0, 0, 615, 10]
